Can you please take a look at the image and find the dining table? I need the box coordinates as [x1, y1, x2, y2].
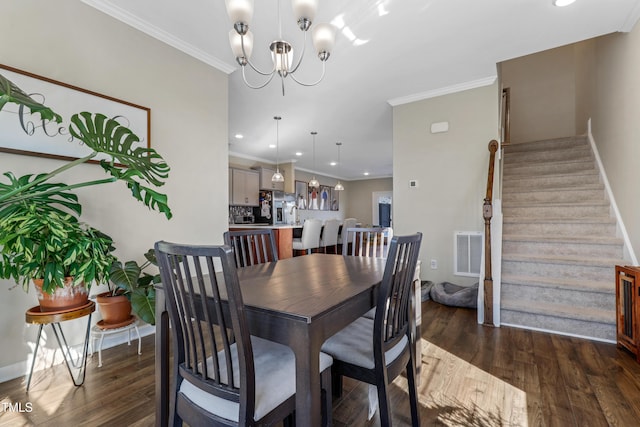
[155, 253, 387, 427]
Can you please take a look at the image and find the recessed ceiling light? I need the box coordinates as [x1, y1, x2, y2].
[330, 161, 337, 166]
[363, 172, 370, 176]
[234, 133, 243, 139]
[269, 144, 276, 149]
[295, 152, 302, 156]
[553, 0, 576, 6]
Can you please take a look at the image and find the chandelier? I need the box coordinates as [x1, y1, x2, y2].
[225, 0, 336, 95]
[308, 131, 319, 188]
[272, 116, 284, 182]
[334, 142, 344, 191]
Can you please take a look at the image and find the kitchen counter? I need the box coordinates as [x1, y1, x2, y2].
[228, 225, 301, 258]
[228, 224, 301, 229]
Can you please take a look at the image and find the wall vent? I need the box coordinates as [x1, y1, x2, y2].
[454, 231, 482, 277]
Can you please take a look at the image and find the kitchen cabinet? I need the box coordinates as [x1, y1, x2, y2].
[255, 167, 284, 191]
[230, 168, 259, 206]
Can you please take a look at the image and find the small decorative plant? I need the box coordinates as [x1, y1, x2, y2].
[0, 72, 171, 299]
[107, 249, 160, 325]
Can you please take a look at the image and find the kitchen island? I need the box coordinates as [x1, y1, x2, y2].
[228, 224, 301, 259]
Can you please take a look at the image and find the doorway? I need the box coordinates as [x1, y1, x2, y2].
[372, 191, 392, 228]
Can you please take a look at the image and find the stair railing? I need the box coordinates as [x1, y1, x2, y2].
[501, 87, 511, 145]
[483, 140, 499, 326]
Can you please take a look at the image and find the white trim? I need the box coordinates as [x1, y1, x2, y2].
[587, 119, 638, 264]
[387, 76, 497, 107]
[620, 1, 640, 32]
[81, 0, 236, 74]
[0, 325, 154, 383]
[501, 322, 616, 344]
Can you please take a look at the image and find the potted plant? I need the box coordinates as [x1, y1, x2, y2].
[0, 72, 171, 308]
[105, 249, 160, 326]
[0, 205, 116, 311]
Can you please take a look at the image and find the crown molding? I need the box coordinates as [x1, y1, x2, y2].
[81, 0, 236, 74]
[387, 75, 497, 107]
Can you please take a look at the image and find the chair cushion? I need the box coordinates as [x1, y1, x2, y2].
[362, 307, 376, 319]
[180, 336, 333, 422]
[321, 317, 408, 370]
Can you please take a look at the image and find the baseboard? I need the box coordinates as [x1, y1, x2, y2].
[0, 324, 155, 384]
[501, 321, 616, 344]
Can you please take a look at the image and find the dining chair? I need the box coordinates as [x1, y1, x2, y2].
[321, 233, 422, 427]
[319, 219, 340, 254]
[292, 218, 323, 256]
[154, 241, 334, 426]
[223, 229, 278, 267]
[337, 217, 357, 252]
[342, 227, 393, 258]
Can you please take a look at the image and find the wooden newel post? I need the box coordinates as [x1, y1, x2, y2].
[483, 140, 499, 326]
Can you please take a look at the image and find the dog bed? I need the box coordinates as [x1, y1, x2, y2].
[430, 282, 478, 308]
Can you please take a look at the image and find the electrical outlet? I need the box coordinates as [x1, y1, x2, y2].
[430, 259, 438, 269]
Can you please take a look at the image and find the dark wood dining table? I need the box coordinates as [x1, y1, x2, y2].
[155, 253, 386, 427]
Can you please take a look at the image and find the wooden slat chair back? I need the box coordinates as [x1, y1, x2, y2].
[154, 242, 302, 426]
[224, 229, 278, 267]
[342, 227, 393, 258]
[322, 232, 423, 426]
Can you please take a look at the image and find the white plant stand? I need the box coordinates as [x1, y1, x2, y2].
[90, 318, 141, 367]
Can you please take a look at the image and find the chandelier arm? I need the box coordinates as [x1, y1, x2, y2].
[241, 66, 277, 90]
[240, 35, 277, 76]
[288, 30, 308, 74]
[288, 61, 326, 87]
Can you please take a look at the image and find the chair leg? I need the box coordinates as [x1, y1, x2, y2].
[321, 368, 333, 427]
[406, 358, 420, 427]
[283, 412, 295, 427]
[376, 381, 393, 427]
[331, 370, 343, 398]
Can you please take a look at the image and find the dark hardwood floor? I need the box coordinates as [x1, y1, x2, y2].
[1, 301, 639, 426]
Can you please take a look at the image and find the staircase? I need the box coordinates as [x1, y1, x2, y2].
[500, 136, 626, 342]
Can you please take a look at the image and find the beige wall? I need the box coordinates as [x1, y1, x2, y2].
[346, 178, 393, 226]
[501, 44, 578, 143]
[591, 23, 640, 258]
[393, 83, 499, 285]
[0, 0, 228, 374]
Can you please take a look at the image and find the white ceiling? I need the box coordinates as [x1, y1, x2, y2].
[83, 0, 640, 181]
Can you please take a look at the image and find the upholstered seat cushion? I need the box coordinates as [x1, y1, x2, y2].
[180, 336, 333, 422]
[321, 317, 408, 370]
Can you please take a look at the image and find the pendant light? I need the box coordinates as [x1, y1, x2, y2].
[272, 116, 284, 182]
[334, 142, 344, 191]
[308, 131, 320, 188]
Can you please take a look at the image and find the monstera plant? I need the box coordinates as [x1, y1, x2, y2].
[0, 72, 171, 304]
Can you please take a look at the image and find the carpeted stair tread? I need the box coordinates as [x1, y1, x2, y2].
[502, 216, 616, 225]
[501, 273, 614, 294]
[502, 252, 623, 267]
[502, 234, 623, 245]
[501, 298, 615, 324]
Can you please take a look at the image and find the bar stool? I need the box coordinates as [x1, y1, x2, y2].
[25, 300, 95, 391]
[90, 317, 141, 367]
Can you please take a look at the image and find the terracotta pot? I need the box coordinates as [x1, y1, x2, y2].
[96, 292, 132, 325]
[33, 277, 89, 312]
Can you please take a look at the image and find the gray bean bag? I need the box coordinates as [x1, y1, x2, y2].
[430, 282, 478, 308]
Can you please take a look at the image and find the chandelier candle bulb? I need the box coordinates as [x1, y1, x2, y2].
[229, 30, 253, 62]
[225, 0, 254, 29]
[312, 24, 336, 59]
[292, 0, 318, 24]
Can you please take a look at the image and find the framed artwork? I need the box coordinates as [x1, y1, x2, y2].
[0, 63, 150, 163]
[308, 185, 319, 210]
[331, 187, 339, 211]
[295, 180, 308, 209]
[319, 186, 331, 211]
